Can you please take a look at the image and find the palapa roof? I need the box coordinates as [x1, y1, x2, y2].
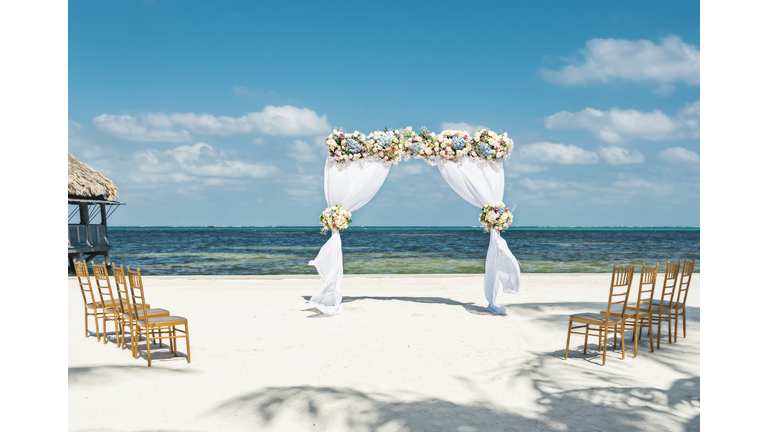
[68, 153, 119, 201]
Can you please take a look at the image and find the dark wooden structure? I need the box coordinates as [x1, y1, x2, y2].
[68, 154, 124, 273]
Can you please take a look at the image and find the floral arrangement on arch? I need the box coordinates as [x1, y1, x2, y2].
[401, 127, 434, 165]
[324, 126, 513, 167]
[479, 202, 514, 232]
[364, 128, 409, 164]
[325, 129, 369, 166]
[434, 129, 473, 163]
[472, 129, 513, 163]
[320, 205, 352, 234]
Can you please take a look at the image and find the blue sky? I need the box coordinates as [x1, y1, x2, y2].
[68, 1, 701, 227]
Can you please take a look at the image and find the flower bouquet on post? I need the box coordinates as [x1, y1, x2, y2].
[479, 202, 514, 233]
[325, 129, 369, 167]
[320, 205, 352, 234]
[365, 128, 408, 165]
[469, 129, 513, 166]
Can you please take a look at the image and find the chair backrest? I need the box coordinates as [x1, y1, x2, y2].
[74, 259, 98, 306]
[126, 267, 149, 322]
[91, 261, 116, 308]
[112, 263, 130, 310]
[636, 262, 659, 312]
[605, 264, 635, 320]
[675, 258, 695, 308]
[659, 260, 681, 306]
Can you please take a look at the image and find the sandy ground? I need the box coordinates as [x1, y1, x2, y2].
[68, 273, 700, 432]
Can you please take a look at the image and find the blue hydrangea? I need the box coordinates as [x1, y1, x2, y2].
[346, 138, 363, 153]
[451, 136, 466, 150]
[479, 143, 493, 157]
[375, 132, 393, 148]
[411, 141, 423, 153]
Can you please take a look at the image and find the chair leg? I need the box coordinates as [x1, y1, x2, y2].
[565, 320, 573, 359]
[667, 311, 672, 344]
[646, 317, 655, 353]
[632, 319, 639, 357]
[102, 311, 108, 344]
[656, 312, 662, 349]
[94, 311, 101, 342]
[84, 307, 89, 338]
[171, 327, 177, 356]
[146, 327, 152, 367]
[601, 326, 607, 366]
[185, 324, 191, 363]
[673, 309, 679, 343]
[584, 324, 589, 354]
[620, 323, 626, 359]
[683, 308, 687, 338]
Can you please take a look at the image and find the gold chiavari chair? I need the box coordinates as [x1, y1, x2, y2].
[601, 262, 658, 357]
[91, 261, 123, 345]
[112, 263, 170, 353]
[127, 267, 191, 366]
[565, 264, 635, 366]
[672, 258, 695, 342]
[644, 260, 681, 349]
[74, 259, 105, 342]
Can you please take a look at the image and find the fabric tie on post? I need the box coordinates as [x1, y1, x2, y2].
[308, 157, 391, 315]
[437, 158, 521, 314]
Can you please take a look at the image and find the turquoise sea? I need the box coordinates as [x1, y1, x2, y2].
[105, 227, 700, 275]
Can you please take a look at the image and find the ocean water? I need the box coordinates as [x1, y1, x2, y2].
[104, 227, 700, 275]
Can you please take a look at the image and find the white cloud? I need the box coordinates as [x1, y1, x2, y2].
[93, 105, 332, 142]
[516, 142, 599, 164]
[545, 101, 699, 144]
[517, 178, 568, 191]
[69, 120, 82, 136]
[439, 122, 489, 135]
[539, 35, 699, 94]
[129, 142, 279, 186]
[287, 140, 319, 163]
[598, 146, 645, 165]
[93, 114, 194, 142]
[658, 147, 699, 163]
[614, 179, 654, 188]
[505, 161, 548, 178]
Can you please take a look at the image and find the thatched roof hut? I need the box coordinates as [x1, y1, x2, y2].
[68, 153, 119, 201]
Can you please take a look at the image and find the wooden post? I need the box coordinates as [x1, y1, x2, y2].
[100, 203, 111, 269]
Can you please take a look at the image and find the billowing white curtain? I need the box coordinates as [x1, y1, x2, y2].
[308, 157, 391, 314]
[437, 158, 521, 315]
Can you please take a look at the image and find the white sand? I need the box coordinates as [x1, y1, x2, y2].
[68, 273, 700, 431]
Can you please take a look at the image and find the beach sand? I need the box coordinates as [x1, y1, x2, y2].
[68, 273, 700, 431]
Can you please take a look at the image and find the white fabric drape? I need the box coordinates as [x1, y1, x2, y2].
[308, 157, 391, 314]
[437, 158, 521, 314]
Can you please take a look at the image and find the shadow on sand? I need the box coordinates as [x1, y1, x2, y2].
[301, 295, 495, 315]
[205, 375, 699, 432]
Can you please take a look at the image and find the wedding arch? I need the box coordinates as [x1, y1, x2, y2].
[308, 127, 521, 315]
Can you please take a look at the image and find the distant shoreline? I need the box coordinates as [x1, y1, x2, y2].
[109, 225, 700, 230]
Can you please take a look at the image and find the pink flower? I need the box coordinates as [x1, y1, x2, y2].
[494, 206, 499, 211]
[339, 133, 345, 138]
[480, 137, 485, 142]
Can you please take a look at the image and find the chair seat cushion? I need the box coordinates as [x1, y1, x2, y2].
[125, 308, 170, 319]
[137, 315, 187, 327]
[570, 312, 622, 324]
[600, 308, 650, 318]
